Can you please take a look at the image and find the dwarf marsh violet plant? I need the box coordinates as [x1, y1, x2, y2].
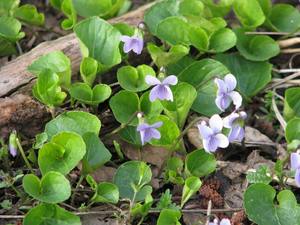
[223, 111, 247, 142]
[120, 35, 144, 55]
[291, 152, 300, 187]
[209, 218, 231, 225]
[8, 132, 17, 157]
[215, 74, 242, 111]
[198, 114, 229, 153]
[145, 75, 178, 102]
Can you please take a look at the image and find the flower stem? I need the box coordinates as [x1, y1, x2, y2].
[15, 138, 34, 174]
[71, 175, 85, 206]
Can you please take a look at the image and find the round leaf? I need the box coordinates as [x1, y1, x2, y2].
[285, 118, 300, 143]
[209, 28, 236, 53]
[92, 182, 119, 204]
[284, 87, 300, 121]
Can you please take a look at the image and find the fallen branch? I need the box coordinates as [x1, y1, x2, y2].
[0, 2, 154, 97]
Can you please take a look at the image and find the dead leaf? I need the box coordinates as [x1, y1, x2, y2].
[91, 167, 116, 183]
[221, 162, 248, 180]
[81, 215, 119, 225]
[224, 181, 247, 209]
[183, 212, 206, 225]
[244, 126, 274, 146]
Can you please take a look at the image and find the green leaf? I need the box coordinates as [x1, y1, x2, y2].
[178, 58, 229, 116]
[0, 16, 24, 42]
[91, 182, 119, 204]
[235, 28, 280, 61]
[147, 43, 189, 68]
[23, 204, 81, 225]
[162, 82, 197, 129]
[74, 17, 121, 69]
[148, 115, 180, 149]
[208, 28, 236, 53]
[117, 65, 155, 92]
[0, 0, 19, 16]
[50, 0, 63, 9]
[82, 132, 112, 174]
[61, 0, 77, 30]
[80, 57, 98, 86]
[185, 149, 216, 177]
[23, 172, 71, 203]
[179, 0, 204, 17]
[109, 90, 139, 126]
[32, 69, 67, 107]
[33, 132, 48, 149]
[144, 0, 180, 35]
[188, 26, 209, 51]
[45, 111, 101, 139]
[266, 4, 300, 33]
[70, 83, 111, 106]
[284, 87, 300, 121]
[233, 0, 265, 28]
[257, 0, 272, 16]
[113, 161, 152, 202]
[14, 4, 44, 26]
[119, 126, 142, 146]
[156, 16, 190, 46]
[285, 118, 300, 143]
[181, 176, 202, 207]
[157, 189, 179, 210]
[0, 37, 16, 56]
[140, 91, 164, 119]
[215, 53, 272, 97]
[38, 132, 86, 175]
[244, 183, 300, 225]
[246, 165, 272, 184]
[157, 209, 181, 225]
[201, 0, 234, 17]
[28, 51, 71, 88]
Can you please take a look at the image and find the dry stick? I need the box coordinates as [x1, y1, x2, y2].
[278, 37, 300, 48]
[266, 71, 300, 90]
[272, 68, 300, 73]
[281, 48, 300, 54]
[246, 31, 300, 36]
[271, 90, 286, 130]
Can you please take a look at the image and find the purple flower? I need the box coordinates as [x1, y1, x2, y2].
[137, 121, 163, 145]
[209, 218, 231, 225]
[9, 145, 17, 157]
[291, 152, 300, 187]
[223, 111, 247, 142]
[120, 35, 143, 55]
[215, 74, 242, 111]
[198, 114, 229, 153]
[145, 75, 178, 102]
[9, 132, 17, 157]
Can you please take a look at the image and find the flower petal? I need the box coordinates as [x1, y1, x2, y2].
[295, 169, 300, 187]
[149, 85, 173, 102]
[224, 74, 237, 92]
[162, 75, 178, 85]
[132, 37, 144, 54]
[198, 122, 214, 139]
[209, 114, 223, 133]
[229, 91, 242, 109]
[203, 137, 219, 153]
[139, 130, 146, 145]
[228, 126, 242, 142]
[240, 111, 247, 120]
[215, 133, 229, 148]
[9, 145, 17, 157]
[220, 218, 231, 225]
[236, 127, 245, 142]
[291, 153, 300, 170]
[150, 121, 163, 129]
[215, 94, 231, 111]
[223, 112, 239, 128]
[144, 128, 161, 143]
[120, 35, 131, 43]
[215, 78, 227, 94]
[145, 75, 161, 86]
[123, 41, 133, 53]
[137, 123, 150, 131]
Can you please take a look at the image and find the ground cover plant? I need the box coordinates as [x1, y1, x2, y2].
[1, 0, 300, 224]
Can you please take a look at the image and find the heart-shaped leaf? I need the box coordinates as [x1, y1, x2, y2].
[235, 28, 280, 61]
[74, 17, 121, 70]
[140, 91, 164, 119]
[179, 0, 204, 17]
[201, 0, 234, 17]
[0, 0, 19, 16]
[14, 4, 45, 26]
[109, 90, 139, 126]
[80, 57, 98, 86]
[114, 161, 152, 202]
[82, 132, 112, 174]
[181, 176, 202, 207]
[285, 118, 300, 143]
[284, 87, 300, 121]
[185, 149, 216, 177]
[28, 51, 71, 88]
[23, 204, 81, 225]
[244, 183, 300, 225]
[208, 28, 236, 53]
[147, 43, 189, 68]
[117, 65, 156, 92]
[69, 83, 111, 106]
[216, 53, 272, 97]
[45, 111, 101, 139]
[23, 172, 71, 203]
[92, 182, 119, 204]
[0, 16, 24, 42]
[38, 132, 86, 175]
[178, 58, 229, 116]
[157, 209, 181, 225]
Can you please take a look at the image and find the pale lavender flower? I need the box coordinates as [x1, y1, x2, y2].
[137, 121, 163, 145]
[209, 218, 231, 225]
[198, 114, 229, 153]
[215, 74, 242, 111]
[120, 35, 143, 55]
[9, 132, 17, 157]
[145, 75, 178, 102]
[291, 152, 300, 187]
[223, 111, 247, 142]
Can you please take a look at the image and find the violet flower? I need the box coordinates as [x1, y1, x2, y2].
[290, 152, 300, 187]
[9, 132, 17, 157]
[145, 75, 178, 102]
[137, 121, 163, 145]
[198, 114, 229, 153]
[215, 74, 242, 111]
[120, 35, 144, 55]
[209, 218, 231, 225]
[223, 111, 247, 142]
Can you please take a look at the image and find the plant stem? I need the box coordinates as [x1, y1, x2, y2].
[15, 138, 34, 174]
[11, 185, 23, 199]
[71, 175, 85, 206]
